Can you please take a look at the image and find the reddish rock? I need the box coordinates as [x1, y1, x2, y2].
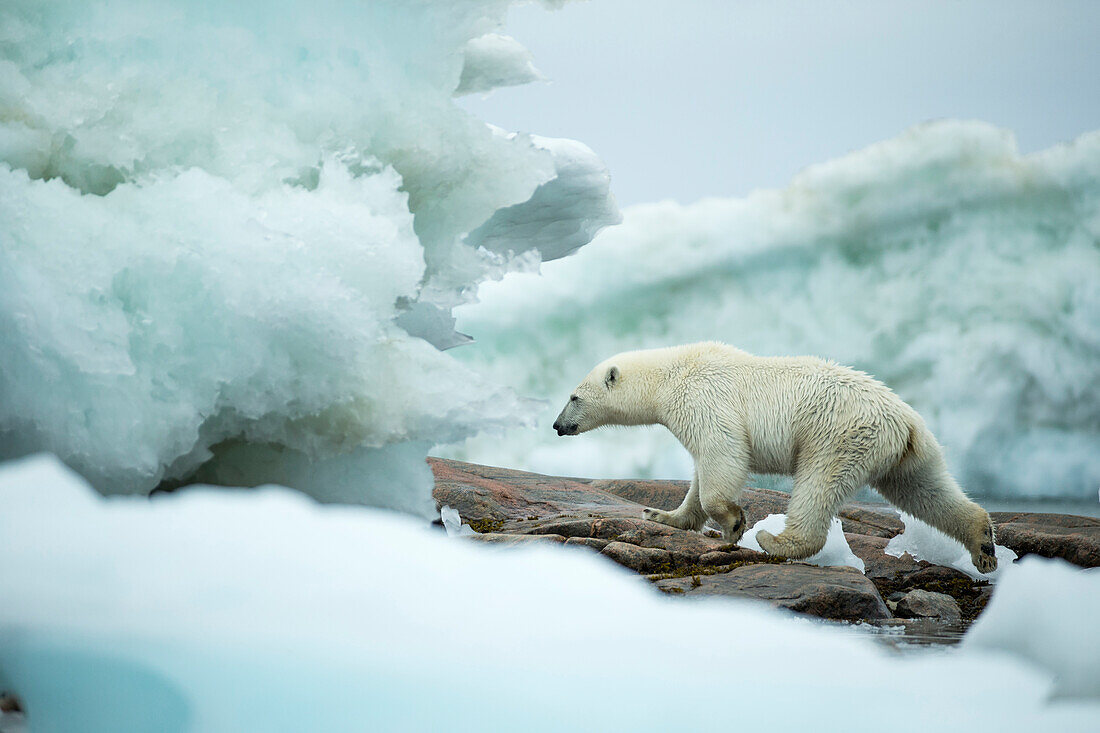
[837, 506, 905, 538]
[844, 532, 928, 582]
[656, 563, 891, 621]
[430, 458, 641, 524]
[564, 537, 610, 551]
[600, 542, 674, 573]
[466, 533, 566, 546]
[992, 512, 1100, 568]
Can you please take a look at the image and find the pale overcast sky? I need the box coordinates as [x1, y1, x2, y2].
[461, 0, 1100, 205]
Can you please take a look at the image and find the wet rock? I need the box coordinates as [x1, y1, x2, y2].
[655, 563, 891, 621]
[992, 512, 1100, 568]
[895, 589, 962, 623]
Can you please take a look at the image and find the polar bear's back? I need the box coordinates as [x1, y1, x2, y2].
[674, 343, 921, 471]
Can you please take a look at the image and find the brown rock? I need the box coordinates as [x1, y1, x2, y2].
[895, 589, 962, 623]
[698, 548, 770, 566]
[600, 542, 674, 573]
[901, 565, 973, 587]
[992, 512, 1100, 568]
[430, 458, 643, 525]
[655, 563, 891, 621]
[466, 533, 566, 546]
[564, 537, 610, 551]
[837, 506, 905, 538]
[844, 532, 928, 582]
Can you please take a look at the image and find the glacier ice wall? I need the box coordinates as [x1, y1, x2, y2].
[450, 121, 1100, 500]
[0, 0, 618, 513]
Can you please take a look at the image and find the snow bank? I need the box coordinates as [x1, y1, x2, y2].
[450, 121, 1100, 501]
[886, 512, 1017, 581]
[1, 455, 1097, 731]
[966, 556, 1100, 699]
[0, 1, 618, 512]
[741, 514, 865, 572]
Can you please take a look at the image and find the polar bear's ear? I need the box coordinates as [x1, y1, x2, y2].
[604, 365, 620, 388]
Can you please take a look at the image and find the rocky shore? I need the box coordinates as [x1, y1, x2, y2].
[431, 458, 1100, 643]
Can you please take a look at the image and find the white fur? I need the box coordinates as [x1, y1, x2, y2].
[554, 342, 997, 573]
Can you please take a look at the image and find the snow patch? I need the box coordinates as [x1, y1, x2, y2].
[741, 513, 865, 572]
[886, 512, 1017, 581]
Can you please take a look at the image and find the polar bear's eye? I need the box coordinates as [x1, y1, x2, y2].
[569, 395, 578, 402]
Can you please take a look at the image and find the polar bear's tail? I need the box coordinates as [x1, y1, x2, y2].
[874, 422, 998, 574]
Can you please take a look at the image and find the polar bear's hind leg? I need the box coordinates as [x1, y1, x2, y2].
[874, 448, 998, 574]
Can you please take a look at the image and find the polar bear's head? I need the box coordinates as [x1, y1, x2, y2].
[554, 351, 662, 436]
[552, 362, 621, 436]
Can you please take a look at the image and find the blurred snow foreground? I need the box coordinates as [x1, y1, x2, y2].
[1, 456, 1099, 732]
[0, 0, 618, 514]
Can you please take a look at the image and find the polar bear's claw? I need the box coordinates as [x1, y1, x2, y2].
[973, 547, 998, 574]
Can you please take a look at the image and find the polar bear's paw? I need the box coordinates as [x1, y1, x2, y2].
[723, 506, 747, 545]
[969, 517, 998, 574]
[973, 550, 998, 574]
[643, 507, 672, 525]
[754, 529, 785, 558]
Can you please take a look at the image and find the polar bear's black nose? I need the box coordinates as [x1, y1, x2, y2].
[553, 420, 562, 434]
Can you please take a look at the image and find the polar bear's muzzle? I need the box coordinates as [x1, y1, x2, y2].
[553, 398, 581, 436]
[553, 418, 579, 436]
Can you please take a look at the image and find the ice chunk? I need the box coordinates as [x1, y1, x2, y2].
[886, 512, 1017, 581]
[0, 1, 617, 510]
[2, 455, 1098, 730]
[741, 513, 865, 572]
[455, 34, 545, 96]
[440, 505, 477, 537]
[467, 133, 623, 262]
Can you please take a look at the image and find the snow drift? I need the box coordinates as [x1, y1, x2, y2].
[0, 0, 618, 513]
[451, 121, 1100, 501]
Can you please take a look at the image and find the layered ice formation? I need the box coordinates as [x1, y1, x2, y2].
[451, 121, 1100, 501]
[2, 455, 1099, 731]
[0, 1, 618, 513]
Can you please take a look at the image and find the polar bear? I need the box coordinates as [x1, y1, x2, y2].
[552, 342, 997, 573]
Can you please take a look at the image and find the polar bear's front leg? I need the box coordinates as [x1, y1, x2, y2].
[696, 453, 749, 546]
[643, 471, 707, 531]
